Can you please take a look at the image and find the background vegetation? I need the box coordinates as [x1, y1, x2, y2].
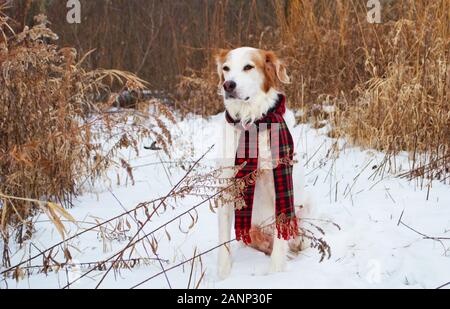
[1, 0, 448, 263]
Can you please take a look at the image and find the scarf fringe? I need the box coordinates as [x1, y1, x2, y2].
[276, 214, 299, 241]
[236, 214, 299, 245]
[236, 229, 252, 245]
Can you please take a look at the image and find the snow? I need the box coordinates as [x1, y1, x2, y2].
[1, 112, 449, 289]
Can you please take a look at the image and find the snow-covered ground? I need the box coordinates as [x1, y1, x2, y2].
[1, 112, 449, 289]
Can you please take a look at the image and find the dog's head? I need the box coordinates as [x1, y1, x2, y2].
[215, 47, 290, 122]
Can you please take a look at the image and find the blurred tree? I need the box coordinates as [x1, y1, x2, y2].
[6, 0, 51, 29]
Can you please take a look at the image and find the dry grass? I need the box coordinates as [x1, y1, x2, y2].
[170, 1, 450, 177]
[1, 0, 448, 284]
[172, 1, 449, 181]
[175, 0, 449, 180]
[175, 68, 223, 116]
[331, 2, 449, 181]
[0, 12, 174, 265]
[6, 0, 280, 117]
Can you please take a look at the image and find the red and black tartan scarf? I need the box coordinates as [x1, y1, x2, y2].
[225, 94, 298, 245]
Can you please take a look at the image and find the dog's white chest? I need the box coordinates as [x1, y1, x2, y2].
[218, 118, 278, 226]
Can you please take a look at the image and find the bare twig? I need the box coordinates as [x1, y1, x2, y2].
[92, 146, 213, 289]
[436, 281, 450, 289]
[398, 211, 450, 255]
[62, 180, 233, 289]
[2, 257, 167, 277]
[187, 247, 197, 289]
[0, 195, 169, 276]
[399, 218, 450, 241]
[108, 188, 172, 289]
[131, 240, 236, 289]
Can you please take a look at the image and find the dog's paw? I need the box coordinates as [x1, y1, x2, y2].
[250, 264, 270, 276]
[218, 258, 232, 280]
[289, 236, 310, 253]
[218, 247, 232, 280]
[269, 258, 287, 273]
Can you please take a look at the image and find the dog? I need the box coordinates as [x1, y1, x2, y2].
[215, 47, 309, 279]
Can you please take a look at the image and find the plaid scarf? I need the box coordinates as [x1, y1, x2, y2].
[225, 94, 298, 245]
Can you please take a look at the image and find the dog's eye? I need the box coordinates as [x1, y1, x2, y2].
[243, 65, 254, 71]
[223, 66, 230, 72]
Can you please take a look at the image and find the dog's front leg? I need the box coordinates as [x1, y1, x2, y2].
[218, 202, 233, 279]
[269, 233, 288, 273]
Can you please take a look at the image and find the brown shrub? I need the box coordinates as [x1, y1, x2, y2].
[325, 1, 449, 180]
[277, 0, 448, 180]
[2, 1, 448, 245]
[0, 13, 174, 261]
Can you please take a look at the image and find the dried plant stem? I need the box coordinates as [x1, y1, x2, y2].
[187, 247, 197, 289]
[108, 188, 172, 289]
[3, 257, 167, 276]
[437, 281, 450, 289]
[0, 195, 169, 276]
[397, 211, 449, 255]
[94, 146, 214, 289]
[131, 239, 236, 289]
[399, 221, 450, 241]
[62, 181, 233, 289]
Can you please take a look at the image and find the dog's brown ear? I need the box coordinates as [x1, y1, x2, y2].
[214, 49, 230, 64]
[214, 49, 230, 86]
[265, 51, 291, 84]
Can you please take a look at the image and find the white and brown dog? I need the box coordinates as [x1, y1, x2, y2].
[215, 47, 308, 279]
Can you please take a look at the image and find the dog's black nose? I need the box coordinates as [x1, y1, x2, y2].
[223, 81, 237, 93]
